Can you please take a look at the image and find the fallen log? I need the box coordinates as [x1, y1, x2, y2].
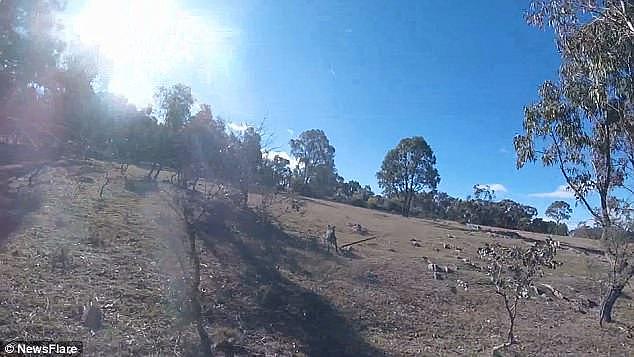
[340, 236, 378, 249]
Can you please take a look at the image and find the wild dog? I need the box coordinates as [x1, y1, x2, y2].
[324, 224, 338, 253]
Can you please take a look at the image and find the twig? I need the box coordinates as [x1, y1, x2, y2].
[340, 236, 378, 248]
[99, 172, 111, 199]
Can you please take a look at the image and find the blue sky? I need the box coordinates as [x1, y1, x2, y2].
[64, 0, 592, 226]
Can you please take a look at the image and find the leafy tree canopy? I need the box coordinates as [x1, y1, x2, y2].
[377, 136, 440, 217]
[545, 200, 573, 224]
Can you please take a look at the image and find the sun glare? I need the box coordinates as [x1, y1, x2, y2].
[72, 0, 235, 107]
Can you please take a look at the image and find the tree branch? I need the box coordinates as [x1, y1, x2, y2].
[550, 131, 603, 222]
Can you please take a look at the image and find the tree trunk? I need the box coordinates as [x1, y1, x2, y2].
[598, 224, 625, 326]
[600, 285, 623, 326]
[507, 315, 515, 345]
[239, 181, 248, 208]
[402, 192, 412, 217]
[402, 198, 409, 217]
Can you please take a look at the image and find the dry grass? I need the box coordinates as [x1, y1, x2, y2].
[0, 160, 632, 356]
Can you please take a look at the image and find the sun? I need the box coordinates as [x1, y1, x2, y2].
[71, 0, 234, 107]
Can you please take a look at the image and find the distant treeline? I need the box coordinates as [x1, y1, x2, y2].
[1, 0, 568, 236]
[330, 187, 569, 236]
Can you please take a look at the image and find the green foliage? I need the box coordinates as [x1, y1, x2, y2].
[395, 190, 568, 235]
[0, 1, 66, 148]
[290, 129, 338, 197]
[154, 84, 194, 131]
[226, 127, 263, 205]
[377, 136, 440, 217]
[520, 0, 634, 324]
[472, 184, 496, 202]
[527, 218, 568, 236]
[0, 0, 65, 97]
[545, 200, 572, 224]
[333, 179, 374, 207]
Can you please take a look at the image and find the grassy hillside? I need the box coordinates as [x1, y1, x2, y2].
[0, 160, 632, 356]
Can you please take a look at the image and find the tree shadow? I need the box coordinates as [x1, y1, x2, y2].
[194, 199, 384, 356]
[0, 166, 43, 244]
[124, 178, 158, 195]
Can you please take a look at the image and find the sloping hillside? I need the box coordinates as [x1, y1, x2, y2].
[0, 160, 632, 356]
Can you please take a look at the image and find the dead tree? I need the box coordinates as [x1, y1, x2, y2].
[171, 194, 213, 355]
[99, 172, 111, 199]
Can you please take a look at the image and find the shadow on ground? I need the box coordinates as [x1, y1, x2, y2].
[0, 170, 43, 243]
[124, 178, 159, 195]
[194, 197, 384, 356]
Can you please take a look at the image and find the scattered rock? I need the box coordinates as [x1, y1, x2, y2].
[456, 279, 468, 291]
[340, 246, 355, 257]
[78, 176, 95, 183]
[350, 223, 368, 235]
[539, 283, 569, 301]
[466, 223, 481, 230]
[427, 263, 440, 272]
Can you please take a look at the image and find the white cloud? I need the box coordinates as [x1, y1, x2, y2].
[264, 150, 300, 170]
[528, 185, 575, 199]
[227, 121, 250, 132]
[286, 128, 295, 136]
[476, 183, 508, 193]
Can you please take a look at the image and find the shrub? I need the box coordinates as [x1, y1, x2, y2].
[478, 239, 560, 351]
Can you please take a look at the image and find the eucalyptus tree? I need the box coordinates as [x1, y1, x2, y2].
[290, 129, 337, 196]
[516, 0, 634, 325]
[377, 136, 440, 217]
[1, 1, 66, 149]
[154, 84, 194, 131]
[545, 201, 573, 224]
[472, 184, 496, 202]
